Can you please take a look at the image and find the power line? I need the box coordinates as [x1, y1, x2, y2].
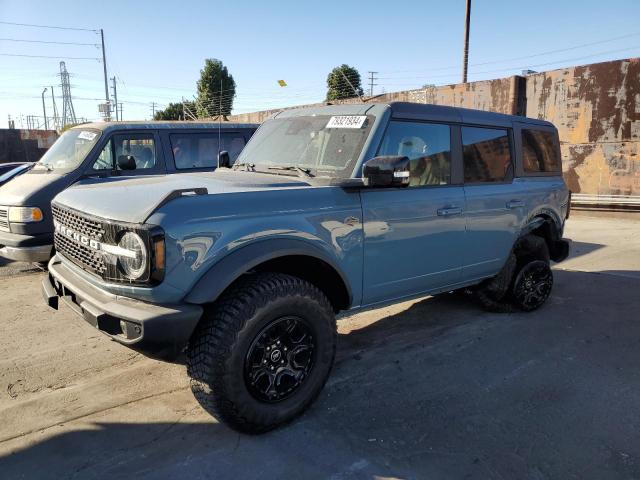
[382, 31, 640, 74]
[0, 53, 100, 61]
[377, 46, 640, 81]
[0, 37, 99, 46]
[0, 21, 97, 32]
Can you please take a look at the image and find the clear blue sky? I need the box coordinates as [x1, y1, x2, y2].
[1, 0, 639, 127]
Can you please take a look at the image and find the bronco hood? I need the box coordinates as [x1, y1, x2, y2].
[53, 169, 311, 224]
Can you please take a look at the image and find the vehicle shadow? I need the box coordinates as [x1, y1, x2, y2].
[2, 269, 639, 479]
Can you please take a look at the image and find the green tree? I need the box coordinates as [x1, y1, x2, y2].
[326, 64, 363, 101]
[196, 58, 236, 119]
[153, 102, 193, 121]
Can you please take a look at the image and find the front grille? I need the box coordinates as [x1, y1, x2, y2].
[54, 232, 106, 274]
[0, 206, 8, 232]
[52, 205, 105, 239]
[52, 205, 106, 276]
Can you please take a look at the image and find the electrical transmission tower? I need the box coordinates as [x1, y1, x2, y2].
[59, 61, 77, 127]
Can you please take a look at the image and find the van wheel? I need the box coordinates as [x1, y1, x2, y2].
[511, 260, 553, 311]
[187, 272, 336, 434]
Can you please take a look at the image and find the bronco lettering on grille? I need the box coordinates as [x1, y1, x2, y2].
[54, 220, 101, 250]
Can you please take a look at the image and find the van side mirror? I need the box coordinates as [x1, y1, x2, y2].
[218, 150, 231, 168]
[363, 155, 410, 187]
[117, 155, 137, 171]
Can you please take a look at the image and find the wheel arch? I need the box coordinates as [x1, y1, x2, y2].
[184, 238, 352, 313]
[517, 210, 568, 262]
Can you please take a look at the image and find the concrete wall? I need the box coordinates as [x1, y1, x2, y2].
[0, 129, 58, 163]
[225, 57, 640, 198]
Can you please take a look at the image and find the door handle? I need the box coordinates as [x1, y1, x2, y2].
[437, 206, 462, 217]
[506, 200, 525, 209]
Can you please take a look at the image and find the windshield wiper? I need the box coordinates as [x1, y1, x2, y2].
[267, 165, 314, 178]
[232, 162, 255, 172]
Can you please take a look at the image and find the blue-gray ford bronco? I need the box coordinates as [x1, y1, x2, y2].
[42, 102, 571, 433]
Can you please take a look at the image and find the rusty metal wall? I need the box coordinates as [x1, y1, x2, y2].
[526, 58, 640, 197]
[0, 129, 58, 163]
[227, 76, 523, 123]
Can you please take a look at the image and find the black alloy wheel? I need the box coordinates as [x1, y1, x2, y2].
[245, 316, 316, 403]
[512, 260, 553, 311]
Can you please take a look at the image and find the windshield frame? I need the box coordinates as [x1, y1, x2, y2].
[235, 114, 377, 180]
[36, 128, 103, 172]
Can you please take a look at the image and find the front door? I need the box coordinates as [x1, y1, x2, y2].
[88, 132, 164, 177]
[361, 120, 466, 305]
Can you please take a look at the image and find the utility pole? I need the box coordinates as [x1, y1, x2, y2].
[41, 87, 49, 130]
[110, 76, 118, 121]
[462, 0, 471, 83]
[50, 86, 59, 130]
[367, 71, 378, 97]
[151, 102, 156, 119]
[118, 103, 123, 120]
[100, 29, 111, 120]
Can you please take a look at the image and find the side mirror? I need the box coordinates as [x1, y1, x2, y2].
[117, 155, 137, 171]
[362, 155, 410, 187]
[218, 150, 230, 168]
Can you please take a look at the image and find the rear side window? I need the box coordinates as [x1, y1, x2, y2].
[521, 129, 561, 173]
[171, 132, 246, 170]
[462, 127, 512, 183]
[377, 121, 451, 186]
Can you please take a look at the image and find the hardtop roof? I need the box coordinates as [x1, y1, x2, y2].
[273, 101, 554, 128]
[71, 121, 259, 134]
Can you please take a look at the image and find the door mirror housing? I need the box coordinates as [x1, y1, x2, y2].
[117, 155, 137, 171]
[362, 155, 410, 187]
[218, 150, 230, 168]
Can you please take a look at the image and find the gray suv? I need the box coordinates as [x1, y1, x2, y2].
[42, 102, 570, 433]
[0, 121, 256, 262]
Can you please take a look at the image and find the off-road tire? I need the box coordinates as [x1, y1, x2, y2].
[187, 272, 336, 434]
[475, 253, 517, 312]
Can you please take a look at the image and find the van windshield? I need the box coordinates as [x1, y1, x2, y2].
[37, 129, 101, 171]
[236, 115, 374, 178]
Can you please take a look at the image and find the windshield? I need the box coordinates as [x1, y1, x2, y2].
[236, 115, 374, 178]
[37, 129, 101, 170]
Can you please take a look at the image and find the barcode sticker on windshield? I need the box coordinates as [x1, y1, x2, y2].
[325, 116, 367, 129]
[77, 131, 97, 141]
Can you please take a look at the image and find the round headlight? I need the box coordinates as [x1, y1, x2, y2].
[118, 232, 147, 280]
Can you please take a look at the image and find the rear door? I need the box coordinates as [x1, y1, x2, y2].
[361, 119, 466, 305]
[461, 125, 526, 281]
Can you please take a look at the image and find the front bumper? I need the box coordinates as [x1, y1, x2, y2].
[42, 256, 203, 354]
[0, 230, 53, 262]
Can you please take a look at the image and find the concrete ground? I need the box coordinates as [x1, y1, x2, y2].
[0, 213, 639, 479]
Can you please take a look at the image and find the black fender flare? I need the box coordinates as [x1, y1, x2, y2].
[184, 238, 353, 306]
[518, 210, 570, 262]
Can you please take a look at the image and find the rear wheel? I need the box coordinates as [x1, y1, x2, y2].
[187, 272, 336, 433]
[475, 235, 553, 312]
[511, 260, 553, 311]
